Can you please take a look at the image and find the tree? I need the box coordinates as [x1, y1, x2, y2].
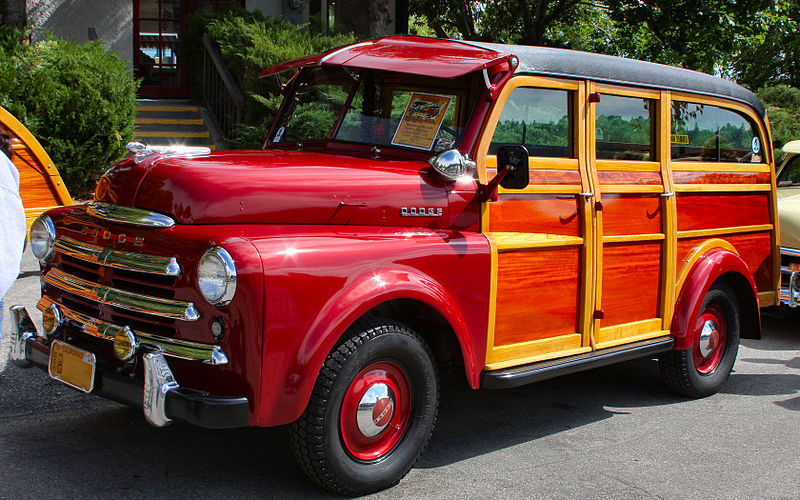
[0, 0, 26, 28]
[604, 0, 772, 73]
[734, 0, 800, 91]
[410, 0, 773, 74]
[759, 85, 800, 147]
[409, 0, 584, 43]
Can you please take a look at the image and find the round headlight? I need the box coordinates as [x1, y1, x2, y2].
[30, 215, 56, 262]
[197, 247, 236, 306]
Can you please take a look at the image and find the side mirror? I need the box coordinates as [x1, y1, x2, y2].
[497, 145, 529, 189]
[428, 149, 476, 180]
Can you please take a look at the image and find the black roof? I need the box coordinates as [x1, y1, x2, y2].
[466, 41, 765, 118]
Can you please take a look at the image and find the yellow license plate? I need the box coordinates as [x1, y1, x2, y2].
[48, 340, 96, 393]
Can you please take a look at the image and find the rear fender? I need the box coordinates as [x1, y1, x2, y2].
[672, 245, 760, 350]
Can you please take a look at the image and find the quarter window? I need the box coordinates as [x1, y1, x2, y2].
[595, 95, 655, 161]
[671, 102, 763, 162]
[489, 87, 572, 157]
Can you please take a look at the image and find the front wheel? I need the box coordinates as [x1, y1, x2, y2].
[659, 283, 741, 398]
[290, 318, 439, 495]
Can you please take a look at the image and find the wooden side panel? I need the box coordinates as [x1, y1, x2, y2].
[600, 241, 662, 326]
[598, 170, 662, 185]
[673, 171, 771, 185]
[1, 105, 73, 230]
[493, 247, 580, 346]
[601, 194, 662, 236]
[528, 169, 582, 185]
[675, 194, 771, 231]
[676, 232, 774, 291]
[14, 148, 61, 210]
[490, 195, 581, 236]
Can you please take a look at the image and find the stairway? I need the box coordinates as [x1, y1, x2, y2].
[134, 99, 216, 149]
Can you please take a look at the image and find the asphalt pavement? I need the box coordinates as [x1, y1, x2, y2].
[1, 248, 799, 499]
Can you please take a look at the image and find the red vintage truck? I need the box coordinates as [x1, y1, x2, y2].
[11, 36, 779, 494]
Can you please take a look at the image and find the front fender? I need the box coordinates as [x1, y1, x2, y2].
[672, 248, 759, 350]
[290, 265, 477, 398]
[249, 227, 490, 426]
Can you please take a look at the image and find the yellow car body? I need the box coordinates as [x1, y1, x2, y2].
[776, 140, 800, 305]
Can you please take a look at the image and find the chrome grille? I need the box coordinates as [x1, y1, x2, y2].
[42, 235, 227, 364]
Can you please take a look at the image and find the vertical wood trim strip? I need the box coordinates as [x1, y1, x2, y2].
[587, 81, 602, 348]
[577, 80, 595, 349]
[484, 234, 499, 366]
[766, 119, 781, 303]
[660, 91, 678, 330]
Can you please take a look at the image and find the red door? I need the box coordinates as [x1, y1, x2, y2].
[134, 0, 240, 98]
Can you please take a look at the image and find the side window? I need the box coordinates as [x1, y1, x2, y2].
[671, 102, 763, 162]
[778, 155, 800, 186]
[489, 87, 572, 157]
[595, 95, 654, 161]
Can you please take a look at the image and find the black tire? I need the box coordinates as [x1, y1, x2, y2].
[659, 283, 740, 398]
[290, 317, 439, 495]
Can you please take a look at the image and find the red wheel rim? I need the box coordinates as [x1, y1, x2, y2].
[693, 304, 727, 374]
[340, 361, 411, 461]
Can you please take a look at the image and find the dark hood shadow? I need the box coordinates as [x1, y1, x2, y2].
[419, 357, 678, 468]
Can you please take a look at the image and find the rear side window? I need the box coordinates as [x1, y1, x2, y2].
[595, 95, 655, 161]
[489, 87, 572, 157]
[671, 102, 763, 162]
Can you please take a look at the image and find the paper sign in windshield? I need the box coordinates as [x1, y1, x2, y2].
[392, 93, 452, 150]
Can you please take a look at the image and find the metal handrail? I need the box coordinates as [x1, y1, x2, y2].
[202, 33, 245, 141]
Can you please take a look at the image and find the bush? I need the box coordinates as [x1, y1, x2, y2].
[0, 31, 138, 198]
[182, 9, 356, 148]
[759, 85, 800, 150]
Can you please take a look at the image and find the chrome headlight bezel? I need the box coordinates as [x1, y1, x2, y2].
[197, 247, 237, 306]
[30, 214, 56, 263]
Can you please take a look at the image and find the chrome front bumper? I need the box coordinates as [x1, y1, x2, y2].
[9, 305, 249, 429]
[780, 247, 800, 307]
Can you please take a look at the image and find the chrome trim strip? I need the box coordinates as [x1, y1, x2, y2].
[37, 296, 227, 364]
[781, 247, 800, 258]
[44, 268, 200, 321]
[55, 237, 180, 276]
[87, 202, 175, 228]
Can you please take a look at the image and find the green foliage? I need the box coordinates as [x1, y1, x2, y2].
[759, 85, 800, 147]
[410, 0, 794, 83]
[183, 8, 356, 148]
[0, 31, 138, 198]
[734, 1, 800, 90]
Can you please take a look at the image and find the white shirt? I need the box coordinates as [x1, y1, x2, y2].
[0, 150, 25, 298]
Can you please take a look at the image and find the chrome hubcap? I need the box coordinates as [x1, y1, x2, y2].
[698, 319, 720, 357]
[356, 382, 395, 438]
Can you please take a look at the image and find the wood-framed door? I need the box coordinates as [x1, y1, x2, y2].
[477, 75, 597, 370]
[587, 83, 674, 349]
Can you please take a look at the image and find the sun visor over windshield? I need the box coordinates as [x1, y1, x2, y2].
[258, 36, 514, 79]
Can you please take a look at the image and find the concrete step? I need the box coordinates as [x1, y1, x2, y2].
[135, 98, 216, 148]
[135, 122, 208, 133]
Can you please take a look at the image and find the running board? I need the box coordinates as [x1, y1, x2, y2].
[481, 337, 674, 389]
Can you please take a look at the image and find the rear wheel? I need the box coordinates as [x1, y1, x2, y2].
[660, 283, 740, 398]
[290, 318, 439, 495]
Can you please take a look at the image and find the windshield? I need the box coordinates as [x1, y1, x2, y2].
[269, 67, 476, 153]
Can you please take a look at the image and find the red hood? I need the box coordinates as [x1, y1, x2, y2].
[96, 150, 454, 227]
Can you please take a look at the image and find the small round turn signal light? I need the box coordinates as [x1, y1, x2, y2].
[42, 303, 63, 336]
[113, 326, 139, 361]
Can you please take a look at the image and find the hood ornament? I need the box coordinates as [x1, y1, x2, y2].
[126, 142, 212, 164]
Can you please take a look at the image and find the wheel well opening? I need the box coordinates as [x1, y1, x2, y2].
[715, 272, 760, 340]
[366, 299, 464, 374]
